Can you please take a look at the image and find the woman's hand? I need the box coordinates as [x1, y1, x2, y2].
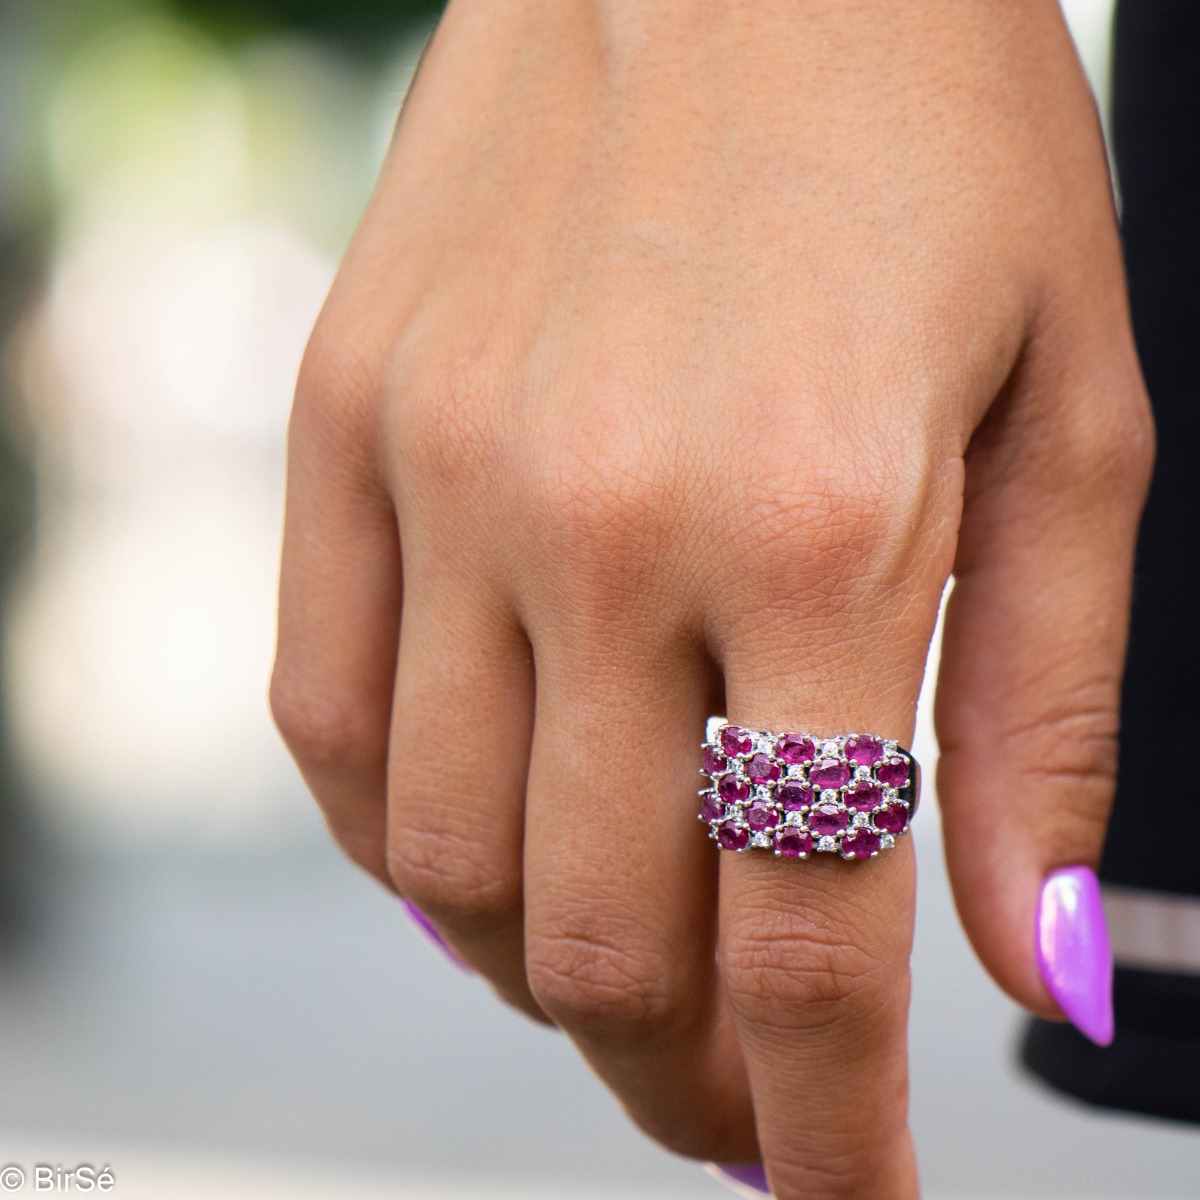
[272, 1, 1152, 1195]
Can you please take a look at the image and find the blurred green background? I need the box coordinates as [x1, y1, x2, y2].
[0, 2, 1197, 1198]
[0, 0, 437, 855]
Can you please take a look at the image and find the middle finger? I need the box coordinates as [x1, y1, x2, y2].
[522, 620, 759, 1163]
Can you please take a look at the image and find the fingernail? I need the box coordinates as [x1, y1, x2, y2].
[705, 1163, 770, 1196]
[1035, 865, 1113, 1046]
[401, 900, 473, 973]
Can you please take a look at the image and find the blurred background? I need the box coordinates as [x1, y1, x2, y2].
[0, 0, 1195, 1197]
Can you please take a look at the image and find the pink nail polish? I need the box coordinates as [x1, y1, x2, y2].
[1035, 866, 1113, 1046]
[402, 900, 473, 973]
[705, 1163, 770, 1196]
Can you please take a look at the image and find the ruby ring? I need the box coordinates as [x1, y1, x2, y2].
[699, 720, 919, 860]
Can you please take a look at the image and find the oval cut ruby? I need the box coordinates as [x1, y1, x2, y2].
[808, 805, 847, 837]
[777, 782, 813, 811]
[717, 774, 750, 803]
[702, 746, 725, 776]
[810, 758, 851, 790]
[775, 830, 814, 858]
[745, 802, 776, 832]
[843, 831, 881, 859]
[846, 783, 882, 811]
[877, 758, 910, 788]
[875, 804, 908, 834]
[744, 754, 781, 785]
[717, 824, 750, 852]
[700, 794, 724, 823]
[845, 735, 883, 766]
[776, 735, 815, 765]
[721, 727, 753, 756]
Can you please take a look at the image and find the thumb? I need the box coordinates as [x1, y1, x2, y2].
[935, 302, 1154, 1045]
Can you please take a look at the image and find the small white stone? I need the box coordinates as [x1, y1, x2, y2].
[820, 790, 838, 805]
[787, 764, 806, 779]
[821, 740, 840, 757]
[852, 812, 869, 828]
[884, 740, 899, 756]
[818, 836, 836, 852]
[785, 811, 804, 826]
[855, 764, 871, 779]
[755, 785, 772, 801]
[884, 787, 898, 804]
[724, 804, 740, 820]
[880, 834, 896, 850]
[751, 832, 771, 848]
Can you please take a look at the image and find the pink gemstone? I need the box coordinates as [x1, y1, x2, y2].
[810, 758, 851, 790]
[808, 805, 847, 836]
[846, 783, 882, 811]
[777, 782, 813, 811]
[843, 831, 881, 859]
[875, 804, 908, 834]
[700, 794, 725, 823]
[702, 746, 725, 775]
[845, 735, 883, 766]
[745, 802, 776, 832]
[877, 757, 910, 788]
[775, 829, 814, 857]
[717, 823, 750, 852]
[745, 754, 781, 785]
[717, 774, 750, 803]
[721, 727, 753, 756]
[776, 734, 815, 765]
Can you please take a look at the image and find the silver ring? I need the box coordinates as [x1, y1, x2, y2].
[699, 720, 919, 860]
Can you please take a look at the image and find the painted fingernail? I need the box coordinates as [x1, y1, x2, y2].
[401, 900, 472, 973]
[705, 1163, 770, 1196]
[1035, 865, 1113, 1046]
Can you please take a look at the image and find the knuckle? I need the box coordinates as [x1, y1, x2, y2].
[996, 670, 1120, 782]
[293, 330, 381, 449]
[517, 417, 685, 632]
[721, 918, 892, 1035]
[1058, 385, 1156, 503]
[521, 364, 687, 572]
[385, 823, 519, 930]
[530, 444, 669, 569]
[525, 923, 681, 1043]
[288, 333, 388, 500]
[940, 679, 1120, 862]
[1118, 394, 1157, 488]
[1026, 713, 1119, 792]
[394, 353, 506, 492]
[726, 449, 933, 603]
[1000, 693, 1119, 843]
[269, 663, 381, 774]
